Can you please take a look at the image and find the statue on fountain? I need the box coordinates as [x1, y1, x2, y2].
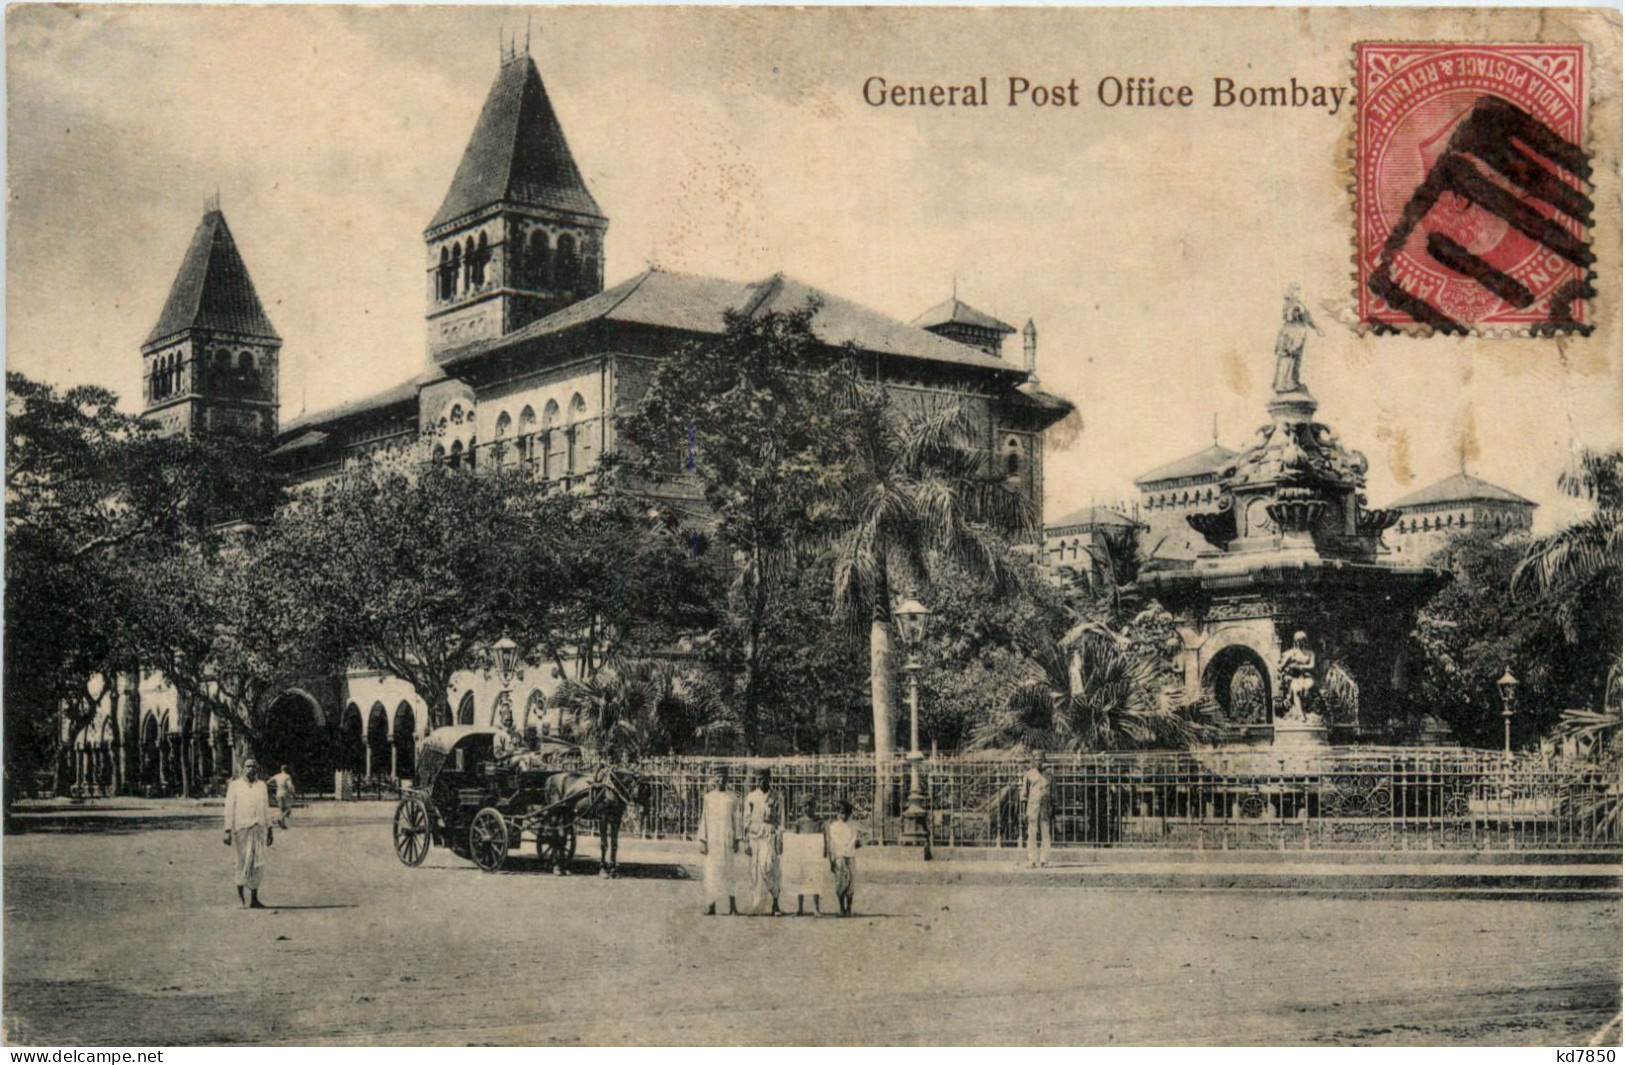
[1271, 286, 1324, 395]
[1277, 631, 1322, 724]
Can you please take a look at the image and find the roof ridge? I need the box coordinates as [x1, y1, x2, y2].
[595, 269, 656, 320]
[740, 273, 786, 317]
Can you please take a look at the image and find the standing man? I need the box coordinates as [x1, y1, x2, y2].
[696, 768, 740, 916]
[826, 800, 861, 917]
[268, 764, 296, 829]
[223, 758, 273, 909]
[743, 769, 783, 916]
[1020, 753, 1053, 869]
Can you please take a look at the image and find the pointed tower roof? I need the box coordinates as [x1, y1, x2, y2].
[428, 54, 603, 232]
[145, 210, 279, 347]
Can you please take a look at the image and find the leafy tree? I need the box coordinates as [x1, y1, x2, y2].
[263, 461, 552, 729]
[911, 555, 1069, 751]
[3, 372, 281, 794]
[1405, 531, 1611, 747]
[264, 459, 710, 730]
[619, 301, 858, 749]
[971, 602, 1202, 752]
[826, 388, 1034, 805]
[127, 528, 346, 785]
[550, 659, 730, 762]
[1512, 447, 1623, 714]
[1514, 449, 1621, 604]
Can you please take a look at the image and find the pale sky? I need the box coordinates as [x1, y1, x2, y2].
[8, 6, 1620, 530]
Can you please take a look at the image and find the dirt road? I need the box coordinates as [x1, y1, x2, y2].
[4, 802, 1618, 1045]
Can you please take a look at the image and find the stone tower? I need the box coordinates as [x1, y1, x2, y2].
[425, 49, 608, 360]
[141, 206, 281, 438]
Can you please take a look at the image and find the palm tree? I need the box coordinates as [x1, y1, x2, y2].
[971, 630, 1203, 753]
[549, 660, 731, 762]
[1513, 447, 1621, 605]
[827, 390, 1034, 814]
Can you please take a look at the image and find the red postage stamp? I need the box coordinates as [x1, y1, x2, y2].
[1355, 42, 1593, 335]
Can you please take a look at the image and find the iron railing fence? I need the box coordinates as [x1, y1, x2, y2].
[614, 748, 1621, 852]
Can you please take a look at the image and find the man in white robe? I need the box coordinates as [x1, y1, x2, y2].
[223, 758, 273, 909]
[743, 769, 783, 916]
[696, 769, 739, 915]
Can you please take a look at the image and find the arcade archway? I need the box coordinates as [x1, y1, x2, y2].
[456, 692, 476, 726]
[261, 692, 332, 782]
[365, 703, 389, 778]
[338, 703, 364, 775]
[393, 703, 417, 780]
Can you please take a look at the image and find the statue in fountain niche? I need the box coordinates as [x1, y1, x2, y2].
[1271, 286, 1324, 395]
[1277, 631, 1322, 723]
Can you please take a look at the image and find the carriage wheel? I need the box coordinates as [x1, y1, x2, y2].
[536, 824, 577, 872]
[393, 796, 431, 867]
[469, 807, 509, 873]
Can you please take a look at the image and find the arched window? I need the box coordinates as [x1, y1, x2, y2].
[542, 400, 562, 478]
[493, 412, 512, 467]
[449, 404, 464, 426]
[466, 436, 477, 470]
[449, 440, 463, 470]
[238, 351, 254, 374]
[1004, 436, 1021, 478]
[450, 243, 463, 295]
[528, 230, 551, 289]
[433, 443, 446, 462]
[581, 236, 602, 291]
[517, 405, 537, 467]
[472, 232, 489, 288]
[567, 393, 588, 475]
[556, 233, 579, 294]
[463, 237, 477, 290]
[456, 692, 476, 727]
[438, 246, 454, 301]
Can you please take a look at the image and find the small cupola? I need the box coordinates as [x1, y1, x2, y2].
[909, 295, 1016, 358]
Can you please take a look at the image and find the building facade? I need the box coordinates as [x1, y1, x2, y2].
[1385, 472, 1537, 560]
[75, 47, 1073, 794]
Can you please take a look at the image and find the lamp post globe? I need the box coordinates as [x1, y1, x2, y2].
[892, 597, 933, 854]
[1497, 667, 1519, 759]
[492, 637, 521, 691]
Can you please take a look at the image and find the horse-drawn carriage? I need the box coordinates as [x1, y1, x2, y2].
[391, 726, 641, 874]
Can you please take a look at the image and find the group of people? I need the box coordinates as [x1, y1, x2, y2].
[697, 768, 861, 918]
[222, 759, 296, 909]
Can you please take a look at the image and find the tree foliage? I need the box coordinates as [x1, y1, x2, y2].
[620, 301, 857, 749]
[4, 372, 282, 790]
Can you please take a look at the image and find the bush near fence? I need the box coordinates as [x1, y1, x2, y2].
[617, 748, 1621, 852]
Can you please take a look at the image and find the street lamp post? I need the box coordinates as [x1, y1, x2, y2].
[1497, 667, 1519, 760]
[892, 597, 933, 858]
[491, 636, 521, 690]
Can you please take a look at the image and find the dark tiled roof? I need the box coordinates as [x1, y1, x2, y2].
[268, 429, 330, 457]
[909, 297, 1015, 334]
[1010, 382, 1072, 413]
[278, 374, 426, 436]
[442, 269, 1022, 373]
[428, 55, 602, 231]
[144, 210, 279, 346]
[1047, 505, 1142, 533]
[1134, 444, 1237, 486]
[1387, 472, 1536, 509]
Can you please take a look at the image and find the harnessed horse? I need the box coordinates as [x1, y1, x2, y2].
[540, 764, 646, 877]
